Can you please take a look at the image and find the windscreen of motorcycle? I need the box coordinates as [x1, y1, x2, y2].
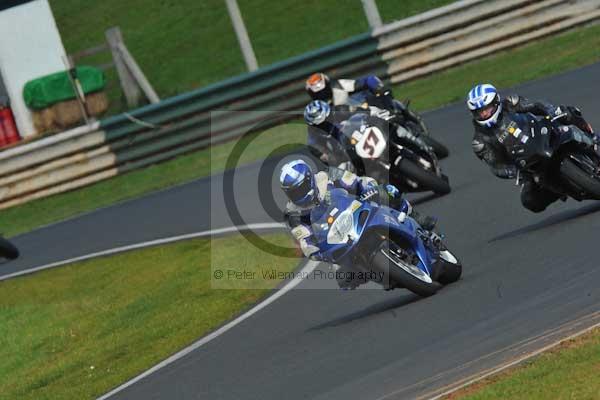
[310, 194, 360, 245]
[498, 113, 552, 165]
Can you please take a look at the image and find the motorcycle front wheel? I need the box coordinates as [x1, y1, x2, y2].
[560, 157, 600, 199]
[405, 121, 450, 160]
[396, 158, 451, 195]
[371, 241, 438, 297]
[421, 135, 450, 160]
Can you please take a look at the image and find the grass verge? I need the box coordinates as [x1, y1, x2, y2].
[0, 232, 299, 400]
[49, 0, 454, 108]
[443, 327, 600, 400]
[2, 23, 600, 237]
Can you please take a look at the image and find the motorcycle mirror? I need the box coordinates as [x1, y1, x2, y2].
[404, 99, 411, 107]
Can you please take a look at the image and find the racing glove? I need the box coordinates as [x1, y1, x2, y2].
[385, 184, 400, 199]
[364, 75, 386, 95]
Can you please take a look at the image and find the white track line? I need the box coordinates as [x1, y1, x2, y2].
[98, 259, 319, 400]
[0, 222, 285, 281]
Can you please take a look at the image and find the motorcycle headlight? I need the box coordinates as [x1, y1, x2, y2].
[327, 210, 354, 244]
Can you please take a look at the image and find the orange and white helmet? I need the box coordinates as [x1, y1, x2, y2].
[305, 73, 332, 102]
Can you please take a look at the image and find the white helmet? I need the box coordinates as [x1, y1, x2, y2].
[467, 84, 502, 128]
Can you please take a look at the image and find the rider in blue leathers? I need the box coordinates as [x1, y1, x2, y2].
[280, 160, 436, 288]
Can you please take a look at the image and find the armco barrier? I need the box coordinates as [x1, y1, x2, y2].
[0, 0, 599, 209]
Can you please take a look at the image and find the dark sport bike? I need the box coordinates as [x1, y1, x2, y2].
[499, 111, 600, 201]
[338, 113, 451, 195]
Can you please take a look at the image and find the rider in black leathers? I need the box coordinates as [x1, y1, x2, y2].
[468, 83, 595, 212]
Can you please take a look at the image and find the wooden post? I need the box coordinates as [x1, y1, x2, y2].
[105, 27, 141, 108]
[62, 55, 90, 125]
[361, 0, 382, 29]
[117, 42, 160, 104]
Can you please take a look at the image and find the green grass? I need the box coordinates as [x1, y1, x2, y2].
[444, 328, 600, 400]
[397, 22, 600, 112]
[49, 0, 454, 109]
[0, 232, 299, 400]
[2, 23, 600, 238]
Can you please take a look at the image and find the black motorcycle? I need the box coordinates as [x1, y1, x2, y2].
[0, 236, 19, 260]
[344, 91, 450, 159]
[339, 113, 451, 195]
[500, 111, 600, 200]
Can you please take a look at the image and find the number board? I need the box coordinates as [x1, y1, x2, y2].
[355, 127, 387, 159]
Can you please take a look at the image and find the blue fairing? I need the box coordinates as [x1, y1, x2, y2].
[311, 189, 436, 278]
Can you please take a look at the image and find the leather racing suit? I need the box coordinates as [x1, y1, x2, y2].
[472, 94, 594, 212]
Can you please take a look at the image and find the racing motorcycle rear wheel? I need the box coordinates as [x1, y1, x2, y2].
[371, 241, 438, 297]
[560, 157, 600, 199]
[396, 158, 451, 195]
[0, 236, 19, 260]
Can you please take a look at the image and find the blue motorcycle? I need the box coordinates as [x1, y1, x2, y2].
[311, 188, 461, 296]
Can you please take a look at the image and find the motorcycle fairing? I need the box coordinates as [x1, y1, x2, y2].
[311, 188, 435, 278]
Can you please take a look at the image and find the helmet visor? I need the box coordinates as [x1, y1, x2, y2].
[286, 176, 314, 204]
[473, 102, 499, 121]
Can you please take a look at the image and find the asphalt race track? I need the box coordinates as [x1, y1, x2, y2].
[1, 155, 288, 278]
[6, 63, 600, 399]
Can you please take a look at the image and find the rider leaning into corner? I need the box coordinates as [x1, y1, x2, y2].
[303, 99, 351, 166]
[303, 99, 434, 168]
[305, 72, 427, 131]
[468, 83, 596, 213]
[279, 159, 437, 289]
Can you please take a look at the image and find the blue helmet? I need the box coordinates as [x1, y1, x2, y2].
[279, 160, 317, 206]
[304, 100, 331, 126]
[467, 84, 502, 128]
[364, 75, 384, 93]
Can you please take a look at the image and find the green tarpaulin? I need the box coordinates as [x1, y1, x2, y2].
[23, 66, 106, 110]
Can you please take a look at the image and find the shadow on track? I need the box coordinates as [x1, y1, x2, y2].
[407, 180, 476, 207]
[489, 201, 600, 243]
[308, 293, 420, 331]
[409, 193, 442, 206]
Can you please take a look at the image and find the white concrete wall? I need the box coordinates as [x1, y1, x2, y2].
[0, 0, 67, 137]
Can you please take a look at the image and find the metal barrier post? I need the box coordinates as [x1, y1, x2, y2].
[225, 0, 259, 72]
